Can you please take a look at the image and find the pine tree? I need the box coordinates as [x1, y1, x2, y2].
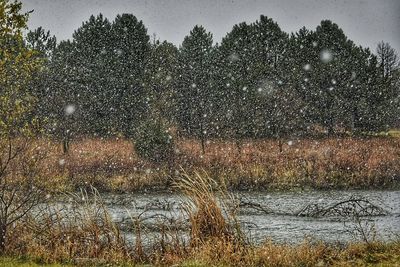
[289, 20, 356, 135]
[144, 40, 179, 124]
[111, 14, 151, 137]
[176, 25, 214, 153]
[217, 16, 291, 149]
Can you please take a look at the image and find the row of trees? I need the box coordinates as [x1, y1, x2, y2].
[25, 14, 400, 146]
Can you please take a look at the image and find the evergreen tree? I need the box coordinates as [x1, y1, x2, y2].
[111, 14, 151, 137]
[217, 15, 291, 147]
[72, 14, 114, 136]
[289, 20, 356, 135]
[144, 40, 179, 123]
[25, 27, 57, 126]
[176, 25, 214, 153]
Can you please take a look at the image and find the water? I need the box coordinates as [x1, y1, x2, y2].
[237, 190, 400, 243]
[59, 190, 400, 245]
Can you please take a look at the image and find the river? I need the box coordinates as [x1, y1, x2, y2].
[79, 189, 400, 245]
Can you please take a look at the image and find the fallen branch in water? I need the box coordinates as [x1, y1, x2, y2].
[296, 196, 388, 217]
[239, 197, 273, 214]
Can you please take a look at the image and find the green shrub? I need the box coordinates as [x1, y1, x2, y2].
[133, 120, 174, 163]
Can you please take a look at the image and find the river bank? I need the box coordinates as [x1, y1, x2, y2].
[2, 240, 400, 266]
[4, 185, 400, 266]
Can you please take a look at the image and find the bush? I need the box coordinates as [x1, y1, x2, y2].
[133, 120, 174, 163]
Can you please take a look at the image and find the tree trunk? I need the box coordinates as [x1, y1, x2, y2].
[327, 114, 335, 136]
[235, 138, 242, 154]
[0, 223, 7, 254]
[200, 121, 205, 154]
[62, 138, 69, 154]
[62, 128, 70, 154]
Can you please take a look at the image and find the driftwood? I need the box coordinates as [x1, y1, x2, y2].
[239, 197, 273, 214]
[296, 196, 388, 217]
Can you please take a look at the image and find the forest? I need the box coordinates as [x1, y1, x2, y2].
[24, 14, 399, 148]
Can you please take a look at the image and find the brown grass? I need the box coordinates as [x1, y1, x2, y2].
[3, 172, 399, 266]
[7, 188, 130, 265]
[34, 136, 400, 191]
[175, 171, 244, 248]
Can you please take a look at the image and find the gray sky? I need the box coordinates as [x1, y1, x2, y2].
[21, 0, 400, 53]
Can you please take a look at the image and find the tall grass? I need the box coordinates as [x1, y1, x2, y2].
[7, 187, 131, 265]
[33, 137, 400, 191]
[175, 171, 245, 247]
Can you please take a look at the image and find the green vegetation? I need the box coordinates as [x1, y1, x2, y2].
[387, 129, 400, 137]
[0, 0, 51, 255]
[0, 257, 70, 267]
[133, 120, 174, 163]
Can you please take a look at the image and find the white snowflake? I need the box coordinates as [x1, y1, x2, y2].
[64, 104, 76, 116]
[303, 63, 311, 71]
[320, 49, 333, 63]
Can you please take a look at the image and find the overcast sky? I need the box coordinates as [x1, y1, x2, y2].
[21, 0, 400, 53]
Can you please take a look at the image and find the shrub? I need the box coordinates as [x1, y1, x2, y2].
[133, 120, 174, 163]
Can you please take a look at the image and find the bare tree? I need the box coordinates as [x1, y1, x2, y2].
[377, 41, 399, 79]
[0, 138, 48, 253]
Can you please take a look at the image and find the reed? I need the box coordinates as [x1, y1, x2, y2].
[175, 170, 245, 247]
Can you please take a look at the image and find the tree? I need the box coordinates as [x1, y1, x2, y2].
[377, 41, 399, 79]
[44, 40, 81, 152]
[373, 42, 400, 130]
[176, 25, 214, 153]
[0, 0, 48, 253]
[341, 43, 399, 133]
[217, 16, 290, 150]
[0, 0, 41, 137]
[110, 13, 151, 137]
[25, 27, 57, 129]
[72, 14, 114, 136]
[143, 39, 178, 124]
[251, 15, 295, 142]
[288, 20, 357, 135]
[26, 26, 57, 59]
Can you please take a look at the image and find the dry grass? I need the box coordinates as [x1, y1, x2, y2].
[33, 136, 400, 191]
[175, 171, 244, 248]
[2, 172, 399, 266]
[6, 188, 131, 265]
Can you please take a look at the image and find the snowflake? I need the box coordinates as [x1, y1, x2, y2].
[64, 104, 76, 116]
[320, 49, 333, 63]
[303, 63, 311, 71]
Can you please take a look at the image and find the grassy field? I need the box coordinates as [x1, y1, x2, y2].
[0, 258, 69, 267]
[2, 241, 400, 266]
[34, 136, 400, 192]
[388, 129, 400, 137]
